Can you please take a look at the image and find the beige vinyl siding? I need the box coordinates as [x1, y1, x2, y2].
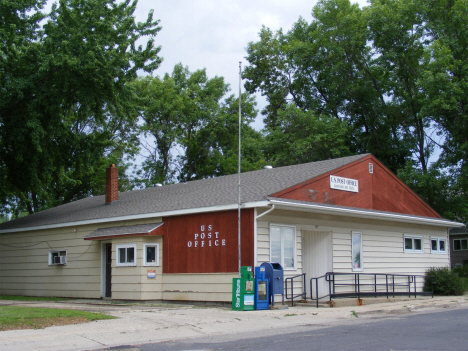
[0, 217, 163, 299]
[0, 215, 239, 302]
[256, 221, 270, 265]
[162, 273, 237, 302]
[256, 209, 450, 298]
[256, 219, 304, 303]
[0, 226, 101, 298]
[140, 239, 163, 300]
[111, 236, 164, 300]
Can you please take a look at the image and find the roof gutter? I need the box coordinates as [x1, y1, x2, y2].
[0, 201, 271, 234]
[268, 199, 464, 228]
[1, 197, 461, 234]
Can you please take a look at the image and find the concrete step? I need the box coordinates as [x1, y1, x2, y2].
[293, 300, 332, 308]
[291, 296, 432, 308]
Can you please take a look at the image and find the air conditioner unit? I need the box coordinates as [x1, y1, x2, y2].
[53, 256, 67, 265]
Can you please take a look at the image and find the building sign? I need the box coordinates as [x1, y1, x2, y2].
[330, 175, 359, 193]
[187, 224, 226, 248]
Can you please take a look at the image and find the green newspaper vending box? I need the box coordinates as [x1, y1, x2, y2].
[232, 266, 255, 311]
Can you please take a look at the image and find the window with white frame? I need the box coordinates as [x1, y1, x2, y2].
[48, 250, 67, 265]
[143, 243, 159, 266]
[453, 238, 468, 251]
[404, 235, 423, 253]
[116, 244, 136, 266]
[352, 232, 363, 271]
[270, 224, 296, 269]
[430, 237, 447, 254]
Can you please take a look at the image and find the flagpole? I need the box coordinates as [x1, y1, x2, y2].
[238, 62, 242, 277]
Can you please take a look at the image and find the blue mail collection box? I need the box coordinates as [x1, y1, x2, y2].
[254, 266, 269, 310]
[260, 262, 284, 306]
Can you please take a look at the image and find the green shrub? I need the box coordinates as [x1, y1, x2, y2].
[461, 277, 468, 292]
[452, 265, 468, 277]
[424, 267, 464, 296]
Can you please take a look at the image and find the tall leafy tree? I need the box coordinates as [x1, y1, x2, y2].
[133, 75, 183, 185]
[263, 104, 352, 167]
[135, 64, 265, 185]
[416, 0, 468, 223]
[170, 64, 230, 181]
[244, 0, 419, 173]
[185, 92, 266, 179]
[366, 0, 433, 172]
[0, 0, 161, 214]
[244, 0, 468, 223]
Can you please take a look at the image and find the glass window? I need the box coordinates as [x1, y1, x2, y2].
[282, 226, 295, 269]
[405, 237, 413, 250]
[404, 235, 423, 253]
[116, 244, 136, 266]
[143, 243, 159, 266]
[269, 224, 296, 269]
[414, 238, 422, 251]
[453, 239, 468, 251]
[270, 226, 281, 264]
[352, 232, 362, 271]
[431, 237, 446, 254]
[439, 240, 445, 252]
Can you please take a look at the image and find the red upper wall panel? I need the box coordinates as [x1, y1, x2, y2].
[161, 209, 254, 274]
[272, 155, 440, 218]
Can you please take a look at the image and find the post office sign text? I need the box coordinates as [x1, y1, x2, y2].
[187, 225, 226, 248]
[330, 175, 359, 193]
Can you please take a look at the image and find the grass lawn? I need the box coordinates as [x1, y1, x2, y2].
[0, 295, 68, 302]
[0, 306, 115, 331]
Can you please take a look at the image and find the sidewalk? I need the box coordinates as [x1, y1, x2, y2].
[1, 295, 467, 351]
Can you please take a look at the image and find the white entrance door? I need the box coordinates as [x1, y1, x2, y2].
[302, 230, 333, 300]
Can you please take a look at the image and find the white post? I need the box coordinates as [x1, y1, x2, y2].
[238, 62, 242, 277]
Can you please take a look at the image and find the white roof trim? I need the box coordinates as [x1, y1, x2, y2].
[268, 199, 464, 228]
[1, 197, 460, 234]
[0, 201, 270, 234]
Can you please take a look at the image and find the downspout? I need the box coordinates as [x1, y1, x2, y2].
[256, 204, 275, 219]
[255, 204, 275, 268]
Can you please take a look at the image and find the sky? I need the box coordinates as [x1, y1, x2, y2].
[131, 0, 368, 130]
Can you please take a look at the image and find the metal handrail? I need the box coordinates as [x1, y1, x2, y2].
[285, 273, 306, 306]
[310, 272, 433, 308]
[310, 274, 331, 308]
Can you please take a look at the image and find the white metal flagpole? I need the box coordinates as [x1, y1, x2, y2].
[238, 62, 242, 277]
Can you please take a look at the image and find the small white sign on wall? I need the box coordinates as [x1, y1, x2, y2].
[147, 270, 156, 279]
[330, 175, 359, 193]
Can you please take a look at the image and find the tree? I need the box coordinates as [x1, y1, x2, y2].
[244, 0, 468, 223]
[0, 0, 162, 214]
[365, 0, 433, 172]
[263, 104, 352, 167]
[135, 64, 265, 185]
[185, 92, 266, 179]
[243, 0, 426, 173]
[170, 64, 230, 181]
[133, 74, 183, 186]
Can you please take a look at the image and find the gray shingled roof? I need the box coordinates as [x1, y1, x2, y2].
[84, 223, 164, 239]
[0, 154, 368, 231]
[450, 227, 467, 235]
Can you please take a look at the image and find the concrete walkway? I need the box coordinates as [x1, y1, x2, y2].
[1, 295, 467, 351]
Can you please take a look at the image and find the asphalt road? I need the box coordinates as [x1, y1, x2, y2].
[104, 307, 468, 351]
